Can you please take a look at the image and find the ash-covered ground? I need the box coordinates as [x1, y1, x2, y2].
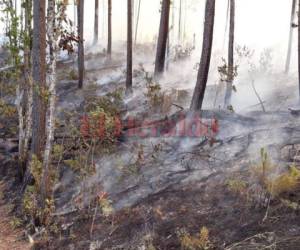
[1, 42, 300, 249]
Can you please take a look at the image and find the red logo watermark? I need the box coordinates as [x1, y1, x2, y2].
[80, 112, 219, 139]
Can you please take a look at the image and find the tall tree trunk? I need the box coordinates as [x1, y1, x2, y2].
[298, 0, 300, 99]
[20, 0, 33, 174]
[171, 0, 175, 44]
[41, 0, 58, 206]
[183, 0, 187, 42]
[32, 0, 46, 160]
[126, 0, 133, 93]
[154, 0, 171, 78]
[178, 0, 182, 43]
[77, 0, 85, 88]
[134, 0, 141, 45]
[93, 0, 99, 45]
[102, 0, 105, 39]
[107, 0, 112, 57]
[224, 0, 235, 107]
[223, 0, 230, 49]
[286, 0, 297, 74]
[190, 0, 215, 111]
[16, 1, 25, 174]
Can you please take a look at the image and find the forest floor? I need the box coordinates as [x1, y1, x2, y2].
[1, 45, 300, 249]
[0, 181, 30, 250]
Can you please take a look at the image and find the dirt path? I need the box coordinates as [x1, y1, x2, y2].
[0, 182, 31, 250]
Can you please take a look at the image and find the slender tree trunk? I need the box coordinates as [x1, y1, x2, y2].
[41, 0, 58, 205]
[286, 0, 297, 74]
[126, 0, 133, 93]
[93, 0, 99, 45]
[223, 0, 230, 49]
[224, 0, 235, 107]
[154, 0, 171, 77]
[298, 0, 300, 99]
[166, 33, 170, 71]
[190, 0, 215, 111]
[134, 0, 141, 45]
[78, 0, 85, 88]
[178, 0, 182, 43]
[48, 0, 55, 57]
[16, 83, 25, 176]
[17, 1, 25, 173]
[171, 0, 175, 44]
[21, 0, 33, 174]
[32, 0, 46, 160]
[102, 0, 105, 39]
[107, 0, 112, 57]
[183, 0, 187, 42]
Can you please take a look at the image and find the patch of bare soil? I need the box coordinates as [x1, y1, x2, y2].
[0, 182, 30, 250]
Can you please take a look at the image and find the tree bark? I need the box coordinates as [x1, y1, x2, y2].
[190, 0, 215, 111]
[126, 0, 133, 93]
[41, 0, 58, 206]
[224, 0, 235, 107]
[178, 0, 182, 43]
[32, 0, 46, 160]
[298, 0, 300, 99]
[134, 0, 141, 45]
[107, 0, 112, 57]
[154, 0, 171, 78]
[77, 0, 85, 88]
[286, 0, 297, 74]
[17, 0, 33, 178]
[93, 0, 99, 45]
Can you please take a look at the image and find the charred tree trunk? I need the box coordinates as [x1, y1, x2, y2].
[154, 0, 171, 78]
[93, 0, 99, 45]
[77, 0, 85, 88]
[107, 0, 112, 58]
[32, 0, 46, 160]
[224, 0, 235, 107]
[190, 0, 215, 111]
[286, 0, 297, 74]
[126, 0, 133, 93]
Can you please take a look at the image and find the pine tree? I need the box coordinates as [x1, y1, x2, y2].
[126, 0, 133, 93]
[154, 0, 171, 78]
[107, 0, 112, 57]
[77, 0, 85, 88]
[31, 0, 46, 159]
[134, 0, 141, 45]
[286, 0, 297, 74]
[93, 0, 99, 45]
[298, 0, 300, 99]
[224, 0, 235, 107]
[190, 0, 215, 111]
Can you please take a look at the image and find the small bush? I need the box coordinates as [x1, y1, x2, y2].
[68, 69, 78, 80]
[226, 178, 247, 196]
[267, 165, 300, 197]
[179, 227, 213, 250]
[0, 99, 17, 117]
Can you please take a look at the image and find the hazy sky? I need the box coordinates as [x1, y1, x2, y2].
[0, 0, 295, 63]
[74, 0, 292, 49]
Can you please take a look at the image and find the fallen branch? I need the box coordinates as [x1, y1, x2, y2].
[172, 103, 184, 110]
[251, 80, 266, 112]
